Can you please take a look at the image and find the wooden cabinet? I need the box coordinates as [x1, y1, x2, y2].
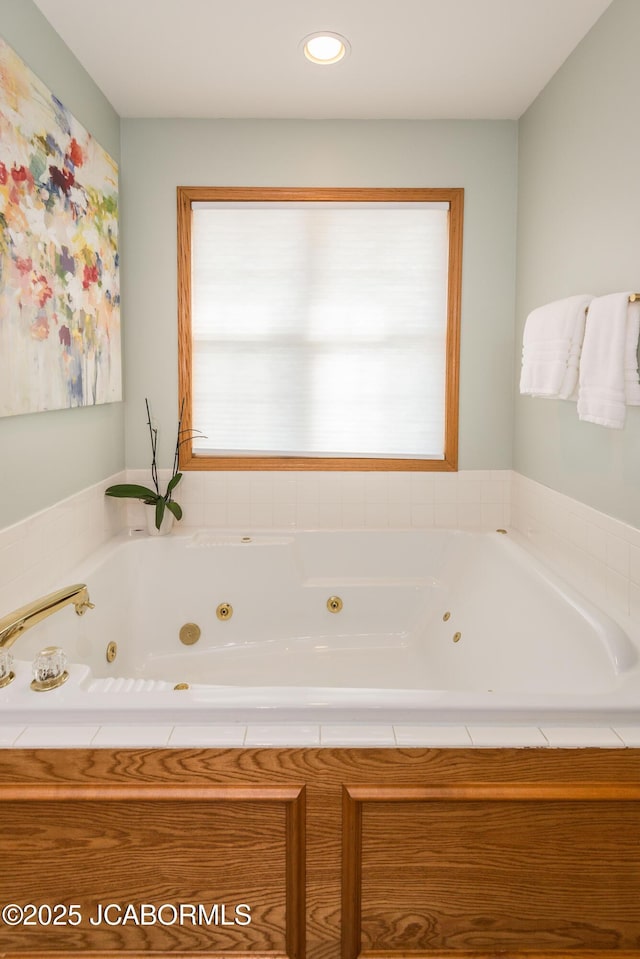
[1, 748, 639, 958]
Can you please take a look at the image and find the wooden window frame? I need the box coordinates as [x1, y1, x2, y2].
[177, 186, 463, 472]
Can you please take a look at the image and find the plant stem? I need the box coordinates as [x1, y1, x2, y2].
[145, 397, 160, 496]
[172, 396, 185, 482]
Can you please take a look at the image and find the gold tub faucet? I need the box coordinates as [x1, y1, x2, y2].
[0, 584, 95, 650]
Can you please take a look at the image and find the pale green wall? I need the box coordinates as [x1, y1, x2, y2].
[13, 0, 633, 531]
[0, 0, 123, 528]
[515, 0, 640, 527]
[120, 119, 518, 469]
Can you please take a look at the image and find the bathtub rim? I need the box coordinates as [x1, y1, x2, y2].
[3, 654, 640, 727]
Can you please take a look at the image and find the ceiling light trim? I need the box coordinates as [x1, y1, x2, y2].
[301, 32, 351, 66]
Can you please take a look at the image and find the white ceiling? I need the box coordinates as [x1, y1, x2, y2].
[33, 0, 614, 120]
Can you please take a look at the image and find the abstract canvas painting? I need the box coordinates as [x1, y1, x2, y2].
[0, 36, 121, 417]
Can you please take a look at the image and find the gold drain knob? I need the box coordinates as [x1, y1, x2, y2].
[327, 596, 343, 613]
[216, 603, 233, 621]
[106, 641, 118, 663]
[179, 623, 201, 645]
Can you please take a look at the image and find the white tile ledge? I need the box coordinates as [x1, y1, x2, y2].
[2, 724, 639, 749]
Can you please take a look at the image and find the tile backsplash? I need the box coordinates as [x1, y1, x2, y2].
[1, 468, 638, 634]
[0, 472, 126, 614]
[510, 472, 640, 625]
[124, 468, 511, 532]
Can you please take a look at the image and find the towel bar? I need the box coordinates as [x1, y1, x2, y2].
[585, 293, 640, 313]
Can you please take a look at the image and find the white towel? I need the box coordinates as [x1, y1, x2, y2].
[519, 294, 593, 399]
[577, 292, 638, 429]
[624, 300, 640, 406]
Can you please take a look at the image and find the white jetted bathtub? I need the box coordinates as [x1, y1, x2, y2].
[1, 528, 639, 725]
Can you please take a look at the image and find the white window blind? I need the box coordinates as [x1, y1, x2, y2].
[191, 200, 450, 459]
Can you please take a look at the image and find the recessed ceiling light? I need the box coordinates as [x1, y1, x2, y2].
[302, 32, 350, 65]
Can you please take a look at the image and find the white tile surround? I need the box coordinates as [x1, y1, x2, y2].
[123, 467, 511, 534]
[1, 723, 637, 749]
[511, 472, 640, 626]
[0, 473, 126, 616]
[1, 467, 640, 749]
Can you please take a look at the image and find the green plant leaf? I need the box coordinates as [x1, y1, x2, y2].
[155, 498, 166, 530]
[105, 484, 160, 501]
[166, 500, 183, 521]
[167, 472, 182, 494]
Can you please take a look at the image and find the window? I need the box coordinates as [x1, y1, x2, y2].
[177, 187, 463, 471]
